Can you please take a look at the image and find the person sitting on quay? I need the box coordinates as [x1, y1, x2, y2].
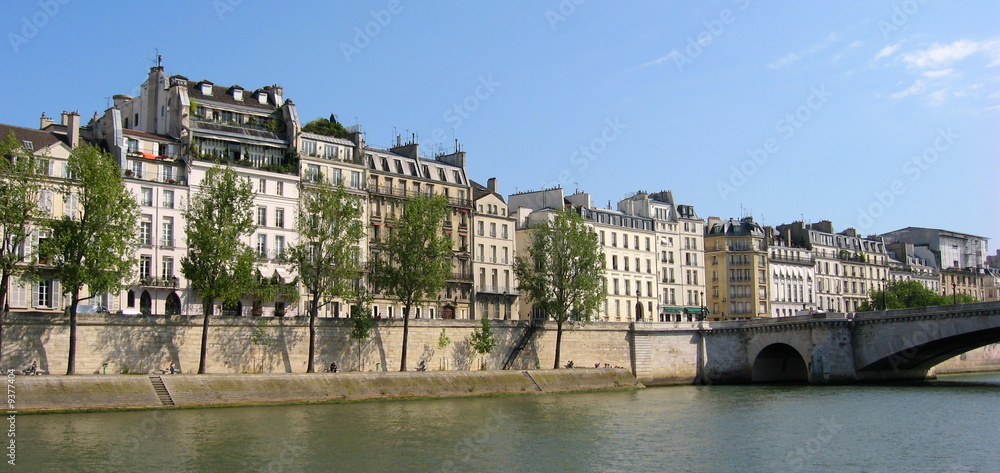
[330, 362, 338, 373]
[22, 361, 37, 375]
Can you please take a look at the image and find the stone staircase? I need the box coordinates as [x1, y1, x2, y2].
[631, 332, 652, 380]
[149, 376, 175, 406]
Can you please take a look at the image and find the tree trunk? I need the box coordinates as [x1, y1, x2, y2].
[553, 320, 563, 370]
[307, 293, 319, 373]
[400, 304, 410, 371]
[198, 297, 211, 374]
[67, 290, 80, 375]
[0, 273, 8, 367]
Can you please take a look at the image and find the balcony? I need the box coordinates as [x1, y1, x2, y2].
[476, 285, 520, 296]
[139, 276, 179, 288]
[368, 185, 473, 208]
[449, 272, 474, 282]
[770, 254, 816, 266]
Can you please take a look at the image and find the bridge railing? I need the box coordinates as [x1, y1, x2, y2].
[851, 300, 1000, 322]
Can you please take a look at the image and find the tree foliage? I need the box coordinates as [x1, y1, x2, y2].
[302, 115, 350, 139]
[470, 316, 496, 367]
[348, 290, 374, 371]
[369, 194, 452, 371]
[41, 144, 139, 374]
[0, 132, 43, 366]
[514, 207, 605, 369]
[859, 279, 977, 311]
[181, 165, 257, 373]
[286, 180, 365, 372]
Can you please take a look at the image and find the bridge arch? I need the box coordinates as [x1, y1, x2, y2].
[751, 343, 808, 383]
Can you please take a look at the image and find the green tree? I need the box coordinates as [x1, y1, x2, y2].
[181, 166, 257, 374]
[0, 132, 42, 366]
[859, 279, 976, 311]
[469, 316, 496, 369]
[302, 115, 350, 139]
[286, 181, 365, 372]
[348, 290, 374, 372]
[514, 208, 605, 369]
[40, 144, 138, 375]
[370, 194, 452, 371]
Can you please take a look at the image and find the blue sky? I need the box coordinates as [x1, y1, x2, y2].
[3, 1, 998, 250]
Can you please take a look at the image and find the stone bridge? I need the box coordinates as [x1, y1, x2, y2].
[634, 301, 1000, 385]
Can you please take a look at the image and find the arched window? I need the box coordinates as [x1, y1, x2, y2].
[140, 290, 152, 316]
[165, 292, 181, 316]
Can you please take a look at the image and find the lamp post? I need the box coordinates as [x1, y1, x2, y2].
[952, 282, 957, 305]
[881, 277, 887, 311]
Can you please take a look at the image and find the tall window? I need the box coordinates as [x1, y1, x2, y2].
[257, 234, 268, 258]
[275, 235, 286, 259]
[276, 181, 284, 196]
[258, 178, 266, 193]
[161, 257, 174, 279]
[275, 208, 285, 228]
[139, 218, 152, 245]
[161, 217, 174, 247]
[162, 190, 174, 209]
[477, 221, 484, 236]
[350, 171, 361, 189]
[257, 206, 267, 226]
[140, 187, 153, 206]
[501, 224, 508, 239]
[489, 223, 496, 237]
[35, 279, 53, 308]
[139, 255, 152, 279]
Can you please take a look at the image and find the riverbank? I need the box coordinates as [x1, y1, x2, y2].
[13, 368, 643, 413]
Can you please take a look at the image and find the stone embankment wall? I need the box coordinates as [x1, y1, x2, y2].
[1, 313, 633, 376]
[15, 369, 643, 412]
[934, 343, 1000, 374]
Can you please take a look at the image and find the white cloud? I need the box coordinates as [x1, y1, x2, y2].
[921, 68, 954, 78]
[767, 32, 838, 70]
[642, 50, 681, 67]
[900, 39, 996, 69]
[873, 44, 900, 61]
[890, 79, 928, 99]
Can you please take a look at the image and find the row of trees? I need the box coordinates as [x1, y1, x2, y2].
[859, 280, 976, 311]
[1, 130, 608, 373]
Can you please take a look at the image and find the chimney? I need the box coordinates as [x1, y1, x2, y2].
[40, 112, 53, 129]
[61, 111, 69, 125]
[66, 111, 80, 148]
[487, 177, 497, 192]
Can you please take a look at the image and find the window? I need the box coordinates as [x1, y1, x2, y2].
[489, 223, 496, 237]
[162, 166, 174, 182]
[351, 171, 361, 188]
[127, 139, 138, 153]
[612, 255, 618, 270]
[477, 244, 484, 261]
[275, 208, 285, 228]
[306, 164, 320, 182]
[132, 160, 143, 179]
[276, 181, 284, 196]
[139, 255, 152, 279]
[140, 188, 153, 206]
[161, 257, 174, 279]
[35, 279, 53, 308]
[331, 168, 342, 185]
[275, 235, 285, 259]
[257, 234, 268, 258]
[258, 206, 267, 226]
[501, 224, 508, 239]
[139, 218, 152, 245]
[162, 190, 174, 209]
[258, 178, 266, 193]
[325, 144, 338, 158]
[161, 218, 174, 247]
[302, 141, 317, 155]
[612, 233, 617, 247]
[477, 221, 484, 236]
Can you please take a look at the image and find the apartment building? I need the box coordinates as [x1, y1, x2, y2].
[0, 117, 79, 313]
[881, 227, 988, 271]
[617, 191, 706, 321]
[471, 178, 518, 319]
[705, 217, 769, 320]
[766, 227, 816, 317]
[885, 241, 940, 293]
[366, 139, 473, 319]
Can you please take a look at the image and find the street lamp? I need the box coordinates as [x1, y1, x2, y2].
[881, 277, 887, 311]
[952, 282, 957, 305]
[700, 290, 706, 322]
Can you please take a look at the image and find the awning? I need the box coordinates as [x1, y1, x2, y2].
[685, 307, 710, 314]
[273, 268, 294, 283]
[662, 307, 685, 312]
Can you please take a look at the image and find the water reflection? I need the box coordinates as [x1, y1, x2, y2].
[16, 372, 1000, 473]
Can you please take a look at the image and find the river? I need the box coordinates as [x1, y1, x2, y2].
[12, 372, 1000, 472]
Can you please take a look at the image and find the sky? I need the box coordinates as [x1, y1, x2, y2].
[3, 1, 998, 251]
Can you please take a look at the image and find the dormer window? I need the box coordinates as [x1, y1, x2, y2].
[21, 140, 33, 151]
[230, 87, 243, 101]
[255, 91, 268, 104]
[199, 81, 213, 96]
